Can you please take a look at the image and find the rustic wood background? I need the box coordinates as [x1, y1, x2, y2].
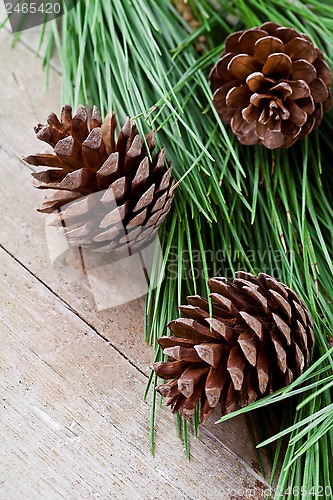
[0, 7, 271, 499]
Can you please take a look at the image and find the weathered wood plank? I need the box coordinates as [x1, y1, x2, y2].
[0, 248, 268, 499]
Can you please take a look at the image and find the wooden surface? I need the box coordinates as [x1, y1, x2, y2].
[0, 14, 270, 500]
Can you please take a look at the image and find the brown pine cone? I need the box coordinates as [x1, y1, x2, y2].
[154, 272, 314, 422]
[172, 0, 208, 52]
[173, 0, 200, 31]
[24, 105, 174, 254]
[210, 22, 332, 149]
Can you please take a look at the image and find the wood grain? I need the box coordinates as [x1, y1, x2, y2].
[0, 248, 268, 499]
[0, 25, 271, 499]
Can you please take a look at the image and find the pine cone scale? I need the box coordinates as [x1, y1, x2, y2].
[178, 366, 209, 398]
[254, 36, 284, 63]
[71, 105, 88, 142]
[239, 28, 269, 53]
[54, 136, 83, 169]
[226, 85, 251, 107]
[238, 331, 258, 366]
[205, 365, 228, 408]
[195, 343, 225, 367]
[82, 128, 106, 169]
[228, 54, 262, 80]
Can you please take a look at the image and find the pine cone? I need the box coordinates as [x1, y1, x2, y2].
[154, 272, 314, 422]
[173, 0, 200, 31]
[210, 22, 332, 149]
[172, 0, 208, 53]
[25, 105, 174, 253]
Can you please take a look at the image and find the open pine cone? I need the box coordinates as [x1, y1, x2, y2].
[210, 22, 332, 149]
[25, 105, 174, 253]
[154, 272, 314, 422]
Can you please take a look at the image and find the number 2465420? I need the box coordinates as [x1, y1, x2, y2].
[5, 3, 61, 14]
